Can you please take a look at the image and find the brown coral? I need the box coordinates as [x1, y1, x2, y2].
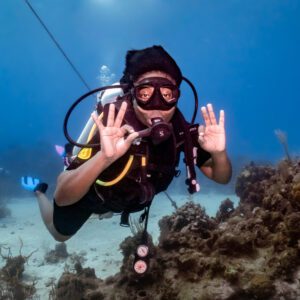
[51, 159, 300, 299]
[0, 241, 37, 300]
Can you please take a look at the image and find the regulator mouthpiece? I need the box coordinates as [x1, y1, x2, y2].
[138, 117, 172, 144]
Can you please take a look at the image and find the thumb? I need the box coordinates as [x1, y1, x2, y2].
[120, 124, 135, 136]
[120, 125, 139, 145]
[125, 132, 139, 144]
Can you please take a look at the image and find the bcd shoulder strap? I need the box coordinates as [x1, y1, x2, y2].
[172, 109, 200, 193]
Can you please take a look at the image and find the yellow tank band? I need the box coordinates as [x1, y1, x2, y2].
[141, 156, 146, 167]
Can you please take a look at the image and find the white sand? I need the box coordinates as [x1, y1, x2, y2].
[0, 192, 239, 298]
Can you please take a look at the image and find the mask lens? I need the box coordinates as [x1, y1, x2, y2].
[160, 86, 178, 102]
[135, 86, 154, 102]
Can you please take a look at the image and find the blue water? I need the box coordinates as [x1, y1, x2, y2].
[1, 0, 299, 194]
[1, 0, 300, 159]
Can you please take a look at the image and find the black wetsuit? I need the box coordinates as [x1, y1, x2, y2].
[53, 105, 211, 236]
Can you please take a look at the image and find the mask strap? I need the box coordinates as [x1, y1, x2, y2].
[182, 77, 199, 124]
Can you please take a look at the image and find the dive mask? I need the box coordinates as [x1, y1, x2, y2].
[132, 77, 180, 111]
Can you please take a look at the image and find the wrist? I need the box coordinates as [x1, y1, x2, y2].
[95, 150, 115, 169]
[34, 182, 48, 194]
[210, 149, 227, 159]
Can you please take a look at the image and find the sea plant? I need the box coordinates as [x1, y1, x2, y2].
[274, 129, 292, 163]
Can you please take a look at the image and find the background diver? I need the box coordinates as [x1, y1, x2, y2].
[22, 45, 232, 246]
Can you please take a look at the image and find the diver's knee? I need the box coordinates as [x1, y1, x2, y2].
[49, 223, 72, 242]
[52, 233, 71, 242]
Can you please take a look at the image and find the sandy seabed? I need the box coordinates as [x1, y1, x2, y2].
[0, 192, 238, 299]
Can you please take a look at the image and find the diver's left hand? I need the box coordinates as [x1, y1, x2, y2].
[198, 103, 226, 153]
[21, 176, 40, 192]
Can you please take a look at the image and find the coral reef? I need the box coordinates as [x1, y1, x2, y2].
[51, 159, 300, 300]
[0, 240, 37, 300]
[0, 204, 11, 219]
[45, 242, 69, 264]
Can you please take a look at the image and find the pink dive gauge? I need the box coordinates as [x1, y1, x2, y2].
[133, 259, 148, 274]
[136, 245, 149, 258]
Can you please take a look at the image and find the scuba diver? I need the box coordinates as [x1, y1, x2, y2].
[23, 45, 231, 273]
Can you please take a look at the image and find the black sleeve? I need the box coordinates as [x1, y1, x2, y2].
[196, 146, 211, 167]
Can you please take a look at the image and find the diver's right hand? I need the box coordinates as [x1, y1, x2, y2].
[91, 102, 139, 164]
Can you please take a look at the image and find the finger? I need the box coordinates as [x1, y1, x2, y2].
[197, 125, 205, 144]
[32, 178, 36, 186]
[198, 124, 205, 136]
[201, 106, 211, 126]
[207, 103, 217, 125]
[198, 135, 205, 146]
[124, 131, 139, 145]
[119, 124, 139, 144]
[29, 177, 36, 186]
[219, 110, 225, 127]
[107, 103, 115, 127]
[198, 135, 205, 145]
[91, 112, 104, 130]
[120, 124, 135, 136]
[114, 101, 127, 128]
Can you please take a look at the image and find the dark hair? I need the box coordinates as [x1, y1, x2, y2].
[120, 45, 182, 89]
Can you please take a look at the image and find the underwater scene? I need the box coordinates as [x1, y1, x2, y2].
[1, 1, 300, 299]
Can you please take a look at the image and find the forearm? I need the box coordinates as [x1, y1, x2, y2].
[210, 150, 232, 184]
[54, 151, 111, 206]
